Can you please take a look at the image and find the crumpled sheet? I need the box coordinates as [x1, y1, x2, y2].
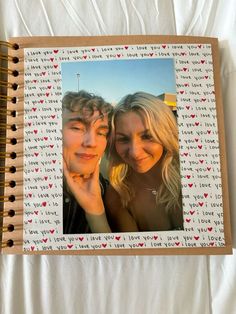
[0, 0, 235, 313]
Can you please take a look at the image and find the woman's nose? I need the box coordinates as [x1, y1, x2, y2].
[128, 141, 142, 158]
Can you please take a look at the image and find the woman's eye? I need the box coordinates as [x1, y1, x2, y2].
[116, 137, 129, 143]
[142, 133, 153, 140]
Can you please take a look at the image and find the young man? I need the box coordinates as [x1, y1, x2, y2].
[62, 90, 113, 234]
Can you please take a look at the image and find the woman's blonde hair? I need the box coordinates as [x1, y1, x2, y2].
[108, 91, 181, 212]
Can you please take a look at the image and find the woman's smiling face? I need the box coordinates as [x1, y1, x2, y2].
[114, 111, 164, 173]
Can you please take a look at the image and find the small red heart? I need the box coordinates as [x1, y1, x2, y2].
[102, 243, 107, 248]
[32, 108, 37, 112]
[117, 54, 121, 58]
[91, 48, 95, 52]
[204, 193, 208, 198]
[115, 236, 121, 241]
[42, 238, 48, 243]
[67, 244, 73, 249]
[191, 114, 195, 118]
[199, 202, 204, 207]
[33, 130, 38, 134]
[42, 72, 46, 76]
[186, 175, 191, 179]
[40, 100, 44, 104]
[208, 227, 213, 232]
[79, 237, 84, 241]
[44, 137, 48, 140]
[35, 168, 39, 172]
[186, 106, 190, 110]
[50, 144, 54, 148]
[175, 242, 180, 246]
[46, 93, 50, 97]
[31, 246, 35, 251]
[201, 98, 206, 102]
[28, 219, 32, 223]
[34, 211, 39, 215]
[183, 67, 188, 72]
[195, 122, 200, 126]
[190, 210, 195, 215]
[34, 153, 39, 157]
[124, 46, 128, 49]
[49, 184, 53, 188]
[50, 58, 54, 62]
[194, 236, 199, 240]
[198, 145, 202, 149]
[53, 50, 59, 54]
[138, 243, 144, 247]
[48, 85, 52, 89]
[209, 242, 214, 246]
[162, 45, 166, 49]
[188, 184, 193, 188]
[51, 115, 56, 119]
[53, 65, 58, 69]
[50, 229, 55, 234]
[153, 236, 158, 240]
[149, 53, 154, 57]
[52, 160, 56, 164]
[200, 60, 205, 64]
[180, 91, 184, 94]
[207, 167, 211, 171]
[44, 176, 48, 181]
[199, 160, 204, 164]
[83, 55, 87, 59]
[186, 218, 191, 223]
[42, 202, 47, 207]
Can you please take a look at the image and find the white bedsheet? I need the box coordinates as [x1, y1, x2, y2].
[0, 1, 235, 313]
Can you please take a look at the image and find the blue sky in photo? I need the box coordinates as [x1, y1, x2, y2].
[61, 58, 176, 104]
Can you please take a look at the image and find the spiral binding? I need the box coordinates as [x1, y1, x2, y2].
[0, 40, 20, 249]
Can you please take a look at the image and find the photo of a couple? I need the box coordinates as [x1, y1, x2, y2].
[62, 58, 183, 234]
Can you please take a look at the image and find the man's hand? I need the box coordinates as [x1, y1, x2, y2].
[63, 158, 105, 215]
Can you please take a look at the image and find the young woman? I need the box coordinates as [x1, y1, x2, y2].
[105, 92, 183, 232]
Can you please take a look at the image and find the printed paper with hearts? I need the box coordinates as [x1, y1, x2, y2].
[23, 43, 225, 252]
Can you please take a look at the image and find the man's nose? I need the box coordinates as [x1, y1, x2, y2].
[82, 130, 96, 147]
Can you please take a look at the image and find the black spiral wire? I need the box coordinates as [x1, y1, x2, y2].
[0, 40, 20, 248]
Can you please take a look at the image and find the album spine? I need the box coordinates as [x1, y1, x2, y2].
[0, 40, 22, 252]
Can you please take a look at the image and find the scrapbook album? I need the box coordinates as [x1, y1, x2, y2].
[0, 35, 232, 254]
